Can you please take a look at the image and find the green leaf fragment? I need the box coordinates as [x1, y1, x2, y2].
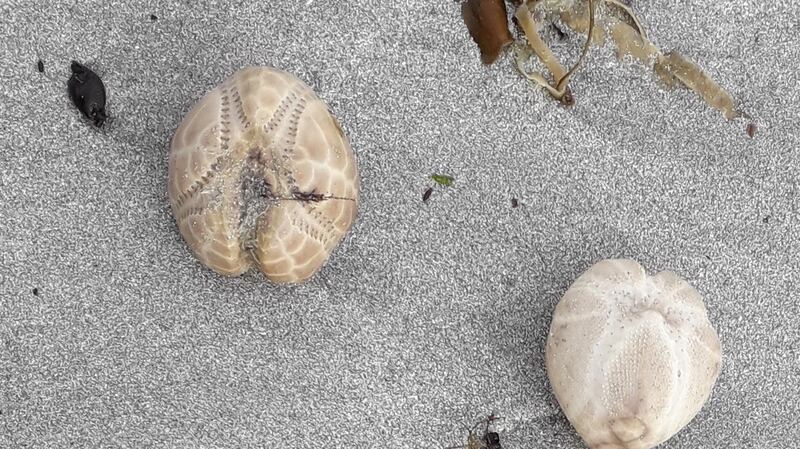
[431, 174, 455, 186]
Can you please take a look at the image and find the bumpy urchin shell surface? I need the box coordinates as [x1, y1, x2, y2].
[545, 259, 722, 449]
[168, 67, 359, 283]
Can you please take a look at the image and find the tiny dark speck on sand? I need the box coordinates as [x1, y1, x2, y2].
[511, 198, 519, 208]
[763, 215, 770, 223]
[37, 60, 44, 73]
[747, 123, 757, 138]
[150, 14, 158, 21]
[423, 187, 433, 202]
[32, 287, 39, 296]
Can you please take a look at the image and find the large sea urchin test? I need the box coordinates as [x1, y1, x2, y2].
[168, 67, 359, 283]
[546, 259, 722, 449]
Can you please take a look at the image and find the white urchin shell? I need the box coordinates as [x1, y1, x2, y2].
[546, 259, 722, 449]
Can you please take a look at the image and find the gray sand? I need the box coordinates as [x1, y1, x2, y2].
[1, 0, 798, 447]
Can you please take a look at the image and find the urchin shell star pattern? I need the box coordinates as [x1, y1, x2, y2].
[545, 259, 722, 449]
[168, 67, 359, 283]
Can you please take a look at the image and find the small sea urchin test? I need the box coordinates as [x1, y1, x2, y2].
[546, 259, 722, 449]
[168, 67, 359, 283]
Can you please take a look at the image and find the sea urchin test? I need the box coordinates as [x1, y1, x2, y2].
[546, 259, 722, 449]
[168, 67, 359, 283]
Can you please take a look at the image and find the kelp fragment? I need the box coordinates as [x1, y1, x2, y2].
[561, 0, 738, 119]
[610, 21, 659, 63]
[515, 42, 575, 105]
[459, 0, 741, 120]
[559, 0, 658, 63]
[462, 0, 514, 64]
[654, 51, 739, 119]
[605, 0, 648, 40]
[514, 0, 594, 104]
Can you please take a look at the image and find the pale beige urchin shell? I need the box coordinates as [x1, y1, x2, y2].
[168, 66, 359, 283]
[545, 259, 722, 449]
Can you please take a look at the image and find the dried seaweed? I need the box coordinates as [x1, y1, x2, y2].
[610, 21, 659, 63]
[515, 4, 567, 83]
[558, 0, 658, 63]
[514, 0, 594, 104]
[462, 0, 514, 65]
[460, 0, 742, 121]
[559, 0, 738, 119]
[654, 51, 739, 119]
[605, 0, 648, 40]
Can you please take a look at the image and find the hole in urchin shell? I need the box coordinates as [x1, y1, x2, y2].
[238, 148, 274, 252]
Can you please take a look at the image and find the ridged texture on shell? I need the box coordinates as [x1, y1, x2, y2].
[168, 67, 359, 283]
[545, 259, 722, 449]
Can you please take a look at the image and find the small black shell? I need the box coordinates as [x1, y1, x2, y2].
[37, 59, 44, 73]
[484, 431, 501, 448]
[67, 61, 107, 127]
[423, 187, 433, 202]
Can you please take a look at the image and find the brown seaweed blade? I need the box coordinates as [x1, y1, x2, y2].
[459, 0, 742, 120]
[605, 0, 648, 40]
[514, 0, 593, 104]
[515, 4, 569, 86]
[559, 0, 659, 63]
[655, 51, 739, 119]
[554, 0, 596, 92]
[514, 41, 574, 105]
[558, 0, 738, 119]
[462, 0, 514, 64]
